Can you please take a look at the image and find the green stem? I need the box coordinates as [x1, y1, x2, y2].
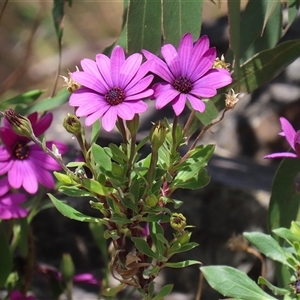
[117, 116, 128, 145]
[182, 110, 195, 138]
[142, 150, 158, 199]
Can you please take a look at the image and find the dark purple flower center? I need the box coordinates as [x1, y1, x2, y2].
[105, 87, 125, 106]
[13, 142, 29, 160]
[173, 76, 193, 94]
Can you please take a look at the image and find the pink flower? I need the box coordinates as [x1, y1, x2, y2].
[69, 46, 154, 132]
[0, 177, 27, 219]
[10, 290, 35, 300]
[0, 112, 68, 194]
[264, 117, 300, 159]
[142, 33, 233, 115]
[73, 273, 99, 285]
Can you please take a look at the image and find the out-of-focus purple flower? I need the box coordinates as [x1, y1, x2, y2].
[264, 117, 300, 159]
[10, 290, 35, 300]
[73, 273, 99, 285]
[0, 112, 68, 194]
[69, 46, 154, 132]
[0, 177, 27, 219]
[142, 33, 232, 116]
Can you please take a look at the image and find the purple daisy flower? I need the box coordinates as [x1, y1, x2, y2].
[142, 33, 233, 115]
[0, 177, 27, 219]
[0, 112, 68, 194]
[69, 45, 154, 132]
[264, 117, 300, 159]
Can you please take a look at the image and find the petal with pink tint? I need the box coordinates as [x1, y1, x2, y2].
[101, 108, 118, 132]
[279, 117, 296, 150]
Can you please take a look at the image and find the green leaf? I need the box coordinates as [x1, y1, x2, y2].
[91, 144, 112, 172]
[227, 0, 241, 80]
[150, 223, 166, 259]
[0, 227, 13, 287]
[242, 0, 282, 63]
[165, 260, 201, 268]
[109, 143, 128, 163]
[81, 178, 109, 196]
[232, 39, 300, 94]
[127, 0, 161, 54]
[272, 227, 300, 244]
[243, 232, 294, 269]
[0, 90, 44, 109]
[195, 101, 219, 126]
[162, 0, 202, 46]
[58, 186, 95, 198]
[89, 223, 108, 261]
[201, 266, 277, 300]
[167, 242, 198, 256]
[152, 284, 173, 300]
[90, 120, 101, 145]
[258, 276, 289, 296]
[102, 283, 126, 297]
[54, 171, 76, 185]
[48, 193, 107, 224]
[19, 89, 70, 114]
[131, 237, 158, 259]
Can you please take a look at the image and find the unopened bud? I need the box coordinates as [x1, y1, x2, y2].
[225, 89, 240, 110]
[63, 113, 82, 135]
[149, 121, 167, 151]
[170, 213, 186, 231]
[126, 114, 139, 136]
[60, 253, 75, 283]
[213, 54, 230, 71]
[145, 194, 158, 207]
[1, 108, 34, 139]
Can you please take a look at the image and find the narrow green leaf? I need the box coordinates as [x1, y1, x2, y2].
[233, 39, 300, 94]
[48, 193, 106, 224]
[131, 237, 158, 259]
[272, 227, 300, 244]
[168, 242, 198, 256]
[243, 232, 294, 269]
[58, 186, 95, 198]
[165, 260, 201, 268]
[54, 171, 76, 185]
[81, 178, 109, 196]
[127, 0, 161, 54]
[90, 120, 101, 145]
[227, 0, 241, 80]
[102, 283, 126, 297]
[19, 89, 70, 114]
[152, 284, 173, 300]
[201, 266, 277, 300]
[89, 223, 108, 261]
[162, 0, 202, 46]
[0, 90, 44, 109]
[258, 276, 289, 296]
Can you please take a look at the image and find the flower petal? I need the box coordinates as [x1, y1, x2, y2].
[96, 54, 113, 87]
[33, 113, 53, 137]
[72, 72, 107, 94]
[264, 152, 298, 159]
[172, 93, 187, 116]
[110, 46, 126, 86]
[101, 107, 118, 132]
[280, 117, 296, 150]
[161, 44, 181, 77]
[119, 53, 142, 88]
[153, 84, 180, 109]
[0, 177, 10, 197]
[81, 58, 104, 82]
[178, 33, 193, 75]
[125, 75, 154, 97]
[187, 94, 206, 113]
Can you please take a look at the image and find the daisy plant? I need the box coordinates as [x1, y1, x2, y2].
[0, 33, 234, 299]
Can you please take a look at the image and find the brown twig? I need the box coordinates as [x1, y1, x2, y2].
[0, 0, 9, 26]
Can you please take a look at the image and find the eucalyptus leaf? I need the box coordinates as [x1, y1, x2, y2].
[201, 266, 277, 300]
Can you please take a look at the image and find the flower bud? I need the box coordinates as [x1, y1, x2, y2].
[126, 114, 139, 136]
[145, 194, 158, 207]
[1, 108, 34, 139]
[149, 121, 167, 151]
[63, 113, 82, 135]
[60, 253, 75, 283]
[170, 213, 186, 231]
